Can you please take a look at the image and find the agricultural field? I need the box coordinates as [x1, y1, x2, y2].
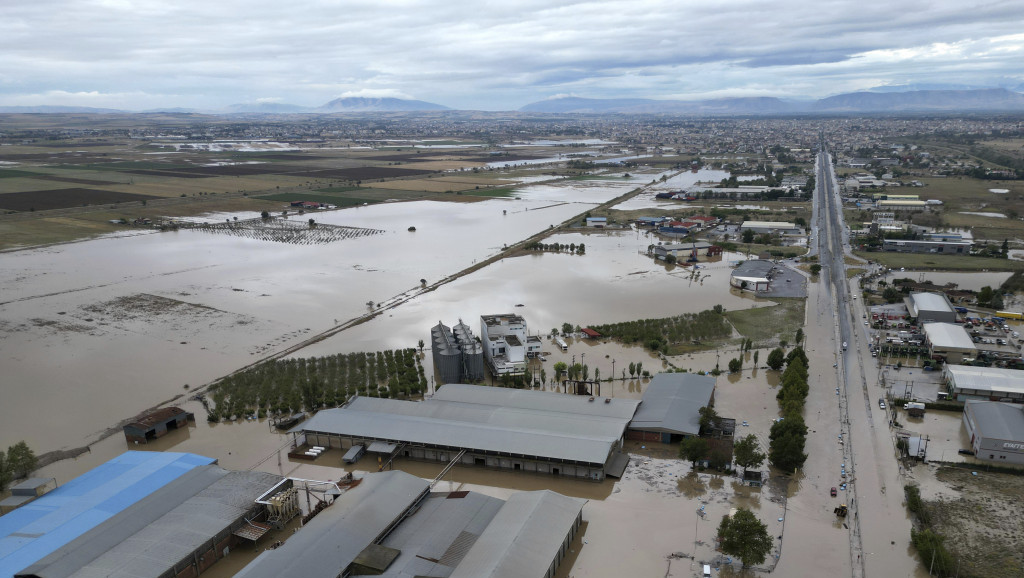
[0, 188, 159, 211]
[854, 251, 1024, 272]
[910, 176, 1024, 241]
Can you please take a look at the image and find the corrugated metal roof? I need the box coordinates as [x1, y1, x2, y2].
[947, 365, 1024, 394]
[375, 491, 504, 577]
[431, 384, 639, 420]
[923, 323, 976, 351]
[234, 471, 429, 578]
[629, 373, 716, 436]
[300, 408, 619, 465]
[19, 467, 281, 578]
[910, 292, 954, 315]
[449, 491, 585, 578]
[0, 452, 214, 578]
[966, 401, 1024, 441]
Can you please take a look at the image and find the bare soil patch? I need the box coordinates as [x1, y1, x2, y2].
[0, 188, 159, 211]
[292, 166, 436, 180]
[921, 465, 1024, 577]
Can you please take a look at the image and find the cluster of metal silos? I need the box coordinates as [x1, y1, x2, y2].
[431, 320, 485, 385]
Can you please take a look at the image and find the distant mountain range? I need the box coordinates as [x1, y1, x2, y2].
[519, 88, 1024, 114]
[4, 89, 1024, 116]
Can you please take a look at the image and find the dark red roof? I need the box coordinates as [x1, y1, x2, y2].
[581, 328, 602, 338]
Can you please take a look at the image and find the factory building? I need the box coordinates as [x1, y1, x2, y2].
[739, 221, 805, 236]
[906, 292, 958, 324]
[431, 320, 485, 385]
[1, 452, 283, 578]
[962, 401, 1024, 465]
[294, 384, 640, 481]
[882, 238, 972, 254]
[945, 365, 1024, 404]
[480, 314, 542, 376]
[235, 470, 585, 578]
[729, 260, 775, 292]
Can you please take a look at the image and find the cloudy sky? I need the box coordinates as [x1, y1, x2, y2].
[2, 0, 1023, 110]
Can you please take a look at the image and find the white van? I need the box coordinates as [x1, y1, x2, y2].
[703, 564, 712, 577]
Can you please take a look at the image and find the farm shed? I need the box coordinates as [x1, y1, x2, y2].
[628, 372, 717, 442]
[122, 406, 193, 444]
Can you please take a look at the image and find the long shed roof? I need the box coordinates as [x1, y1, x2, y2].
[947, 365, 1024, 394]
[450, 491, 585, 578]
[297, 385, 639, 465]
[234, 471, 429, 578]
[629, 373, 716, 436]
[16, 467, 281, 578]
[0, 452, 214, 578]
[908, 292, 954, 315]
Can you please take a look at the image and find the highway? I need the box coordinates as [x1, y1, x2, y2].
[813, 147, 923, 577]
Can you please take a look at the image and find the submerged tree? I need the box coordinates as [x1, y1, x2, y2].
[717, 509, 773, 566]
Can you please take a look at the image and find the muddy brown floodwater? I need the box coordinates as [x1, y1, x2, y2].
[4, 167, 922, 578]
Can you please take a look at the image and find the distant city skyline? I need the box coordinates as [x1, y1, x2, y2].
[2, 0, 1023, 111]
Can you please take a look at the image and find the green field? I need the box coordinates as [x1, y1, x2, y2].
[458, 187, 515, 197]
[855, 251, 1024, 272]
[256, 193, 384, 207]
[724, 298, 806, 347]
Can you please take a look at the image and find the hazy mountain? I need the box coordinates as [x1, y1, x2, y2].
[0, 105, 126, 114]
[318, 97, 449, 112]
[521, 89, 1024, 114]
[813, 88, 1024, 112]
[520, 96, 798, 114]
[224, 102, 313, 114]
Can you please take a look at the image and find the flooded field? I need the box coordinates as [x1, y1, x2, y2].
[877, 269, 1013, 292]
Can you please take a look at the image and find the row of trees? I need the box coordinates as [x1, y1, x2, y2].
[769, 347, 810, 472]
[589, 308, 732, 354]
[206, 349, 427, 421]
[524, 242, 586, 254]
[0, 441, 38, 491]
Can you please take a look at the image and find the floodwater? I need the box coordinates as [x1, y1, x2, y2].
[0, 178, 636, 453]
[610, 169, 731, 210]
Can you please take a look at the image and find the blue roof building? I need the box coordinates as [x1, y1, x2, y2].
[0, 451, 215, 578]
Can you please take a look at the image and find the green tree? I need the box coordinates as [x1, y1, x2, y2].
[769, 417, 808, 473]
[540, 369, 547, 386]
[562, 322, 574, 334]
[260, 210, 270, 219]
[628, 362, 636, 378]
[636, 361, 643, 377]
[679, 436, 709, 466]
[0, 451, 11, 492]
[910, 528, 955, 577]
[417, 339, 425, 353]
[698, 406, 719, 434]
[766, 348, 785, 370]
[809, 264, 822, 276]
[741, 228, 755, 244]
[753, 350, 759, 365]
[581, 364, 589, 381]
[977, 286, 993, 306]
[733, 434, 766, 476]
[785, 346, 808, 368]
[717, 509, 773, 567]
[594, 367, 600, 381]
[6, 441, 37, 479]
[728, 357, 742, 373]
[794, 328, 803, 345]
[553, 361, 567, 381]
[883, 286, 901, 303]
[991, 292, 1004, 310]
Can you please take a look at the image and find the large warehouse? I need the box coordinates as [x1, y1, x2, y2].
[905, 292, 958, 324]
[235, 470, 585, 578]
[945, 365, 1024, 403]
[628, 373, 716, 442]
[1, 451, 283, 578]
[295, 384, 640, 480]
[962, 401, 1024, 465]
[922, 322, 977, 363]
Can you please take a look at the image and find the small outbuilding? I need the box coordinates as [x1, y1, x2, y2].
[122, 406, 193, 444]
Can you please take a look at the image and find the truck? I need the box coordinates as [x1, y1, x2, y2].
[904, 402, 925, 417]
[955, 307, 968, 314]
[997, 311, 1024, 320]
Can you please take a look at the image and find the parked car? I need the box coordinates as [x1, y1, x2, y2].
[830, 487, 837, 497]
[878, 399, 886, 409]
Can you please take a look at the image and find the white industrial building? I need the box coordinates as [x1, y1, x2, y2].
[945, 365, 1024, 404]
[962, 401, 1024, 465]
[480, 314, 542, 376]
[922, 323, 977, 364]
[906, 292, 958, 324]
